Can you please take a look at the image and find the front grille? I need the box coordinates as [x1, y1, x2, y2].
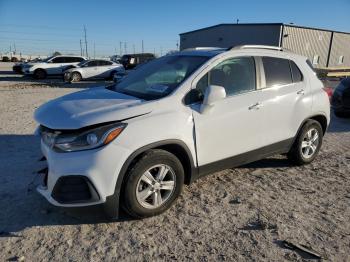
[52, 176, 99, 204]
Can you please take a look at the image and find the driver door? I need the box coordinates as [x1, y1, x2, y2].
[191, 56, 265, 170]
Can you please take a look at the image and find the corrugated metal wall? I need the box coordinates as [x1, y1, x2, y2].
[180, 24, 281, 50]
[328, 32, 350, 67]
[282, 26, 331, 68]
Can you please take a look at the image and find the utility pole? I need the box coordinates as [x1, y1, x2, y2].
[142, 40, 144, 53]
[124, 42, 127, 54]
[93, 42, 96, 59]
[80, 39, 83, 56]
[84, 25, 88, 58]
[119, 41, 122, 56]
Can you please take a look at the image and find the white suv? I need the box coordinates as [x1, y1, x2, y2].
[23, 55, 86, 79]
[63, 59, 125, 82]
[34, 46, 330, 218]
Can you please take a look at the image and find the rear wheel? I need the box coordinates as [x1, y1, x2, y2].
[288, 120, 323, 165]
[71, 72, 82, 82]
[33, 69, 46, 79]
[122, 149, 184, 218]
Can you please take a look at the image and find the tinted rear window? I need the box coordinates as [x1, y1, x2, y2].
[290, 61, 303, 82]
[262, 57, 292, 87]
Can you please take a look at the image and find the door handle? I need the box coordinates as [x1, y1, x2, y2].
[248, 102, 262, 110]
[297, 89, 305, 95]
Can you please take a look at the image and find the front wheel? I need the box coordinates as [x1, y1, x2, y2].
[33, 69, 46, 79]
[70, 72, 82, 82]
[287, 120, 323, 165]
[122, 149, 184, 218]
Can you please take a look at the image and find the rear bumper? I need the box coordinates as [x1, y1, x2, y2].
[36, 139, 131, 207]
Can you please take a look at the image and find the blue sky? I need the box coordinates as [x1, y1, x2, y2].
[0, 0, 349, 57]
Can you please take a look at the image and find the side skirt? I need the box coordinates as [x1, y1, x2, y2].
[196, 138, 294, 178]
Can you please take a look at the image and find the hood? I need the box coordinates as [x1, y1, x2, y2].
[34, 87, 153, 129]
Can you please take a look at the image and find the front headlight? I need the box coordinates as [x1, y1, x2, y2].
[42, 122, 127, 152]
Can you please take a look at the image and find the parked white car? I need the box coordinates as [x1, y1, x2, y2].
[64, 59, 124, 82]
[23, 55, 86, 79]
[34, 45, 330, 219]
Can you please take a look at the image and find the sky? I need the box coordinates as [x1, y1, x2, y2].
[0, 0, 349, 57]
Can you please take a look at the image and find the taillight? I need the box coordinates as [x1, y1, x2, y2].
[323, 87, 333, 100]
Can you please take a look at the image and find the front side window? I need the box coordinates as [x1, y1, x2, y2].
[114, 55, 209, 100]
[196, 56, 256, 97]
[51, 57, 65, 63]
[262, 57, 292, 87]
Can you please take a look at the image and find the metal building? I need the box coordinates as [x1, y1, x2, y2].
[179, 23, 350, 68]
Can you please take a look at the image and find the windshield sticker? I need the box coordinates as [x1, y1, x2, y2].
[146, 84, 169, 93]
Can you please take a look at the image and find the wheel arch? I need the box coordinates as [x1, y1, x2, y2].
[104, 139, 197, 218]
[309, 114, 328, 135]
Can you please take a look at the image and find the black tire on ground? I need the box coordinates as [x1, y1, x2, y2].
[334, 111, 350, 118]
[71, 72, 82, 82]
[121, 149, 184, 218]
[33, 69, 47, 79]
[287, 120, 323, 165]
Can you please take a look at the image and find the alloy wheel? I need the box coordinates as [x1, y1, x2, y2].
[136, 164, 176, 209]
[301, 128, 319, 159]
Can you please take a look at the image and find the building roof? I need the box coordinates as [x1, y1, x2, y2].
[179, 23, 350, 36]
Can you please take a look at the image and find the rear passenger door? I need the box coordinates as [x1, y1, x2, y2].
[258, 56, 311, 146]
[98, 61, 114, 78]
[82, 60, 99, 78]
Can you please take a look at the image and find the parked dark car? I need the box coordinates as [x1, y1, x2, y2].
[12, 58, 43, 74]
[12, 63, 23, 73]
[331, 78, 350, 117]
[121, 53, 155, 69]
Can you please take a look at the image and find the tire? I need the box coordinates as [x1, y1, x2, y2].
[122, 149, 184, 218]
[33, 69, 46, 79]
[71, 72, 82, 82]
[287, 120, 323, 165]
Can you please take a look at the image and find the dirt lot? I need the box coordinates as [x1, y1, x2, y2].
[0, 64, 350, 261]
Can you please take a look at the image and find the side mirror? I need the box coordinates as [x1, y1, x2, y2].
[200, 85, 226, 114]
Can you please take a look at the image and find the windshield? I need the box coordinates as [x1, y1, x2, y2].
[114, 55, 209, 100]
[77, 60, 88, 67]
[42, 56, 54, 62]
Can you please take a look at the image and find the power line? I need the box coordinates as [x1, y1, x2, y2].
[0, 23, 81, 31]
[84, 25, 88, 58]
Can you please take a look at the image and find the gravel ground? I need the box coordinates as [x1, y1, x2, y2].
[0, 68, 350, 261]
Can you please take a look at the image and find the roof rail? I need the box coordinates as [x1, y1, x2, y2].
[182, 47, 225, 52]
[228, 45, 283, 51]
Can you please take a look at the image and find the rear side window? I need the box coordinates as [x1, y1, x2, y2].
[67, 57, 84, 63]
[262, 57, 292, 87]
[290, 61, 303, 82]
[306, 59, 316, 72]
